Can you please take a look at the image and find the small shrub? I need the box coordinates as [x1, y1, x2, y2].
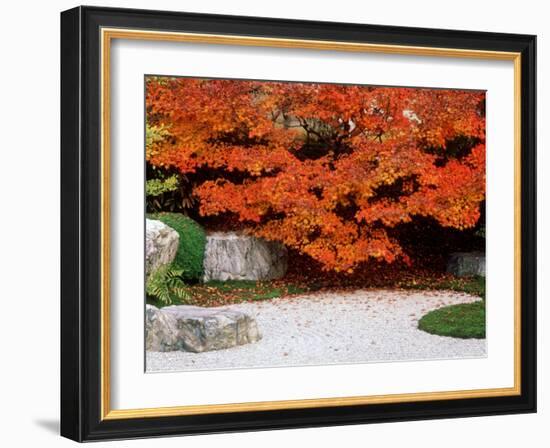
[145, 169, 197, 213]
[148, 213, 206, 281]
[146, 175, 179, 198]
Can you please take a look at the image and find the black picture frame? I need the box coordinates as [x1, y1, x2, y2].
[61, 5, 536, 442]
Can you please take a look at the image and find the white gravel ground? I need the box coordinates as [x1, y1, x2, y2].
[146, 289, 486, 372]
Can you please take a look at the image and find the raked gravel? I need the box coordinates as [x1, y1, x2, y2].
[146, 289, 486, 372]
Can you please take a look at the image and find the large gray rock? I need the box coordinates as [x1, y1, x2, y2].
[145, 304, 262, 353]
[447, 252, 486, 277]
[145, 219, 179, 281]
[145, 304, 179, 352]
[203, 232, 287, 282]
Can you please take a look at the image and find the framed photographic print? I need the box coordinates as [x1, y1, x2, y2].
[60, 6, 536, 442]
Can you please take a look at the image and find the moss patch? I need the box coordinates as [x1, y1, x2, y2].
[149, 280, 309, 308]
[418, 300, 485, 339]
[400, 275, 485, 299]
[191, 280, 309, 305]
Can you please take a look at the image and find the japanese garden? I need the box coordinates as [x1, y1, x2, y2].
[144, 76, 486, 372]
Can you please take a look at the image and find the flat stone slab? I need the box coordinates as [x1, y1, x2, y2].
[146, 304, 262, 353]
[447, 252, 485, 277]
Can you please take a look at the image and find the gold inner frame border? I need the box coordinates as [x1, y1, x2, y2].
[99, 27, 522, 421]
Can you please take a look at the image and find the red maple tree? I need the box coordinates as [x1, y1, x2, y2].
[146, 77, 485, 272]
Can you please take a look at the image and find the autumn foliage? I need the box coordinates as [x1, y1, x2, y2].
[146, 77, 485, 272]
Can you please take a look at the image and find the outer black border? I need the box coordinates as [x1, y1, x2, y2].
[60, 6, 536, 442]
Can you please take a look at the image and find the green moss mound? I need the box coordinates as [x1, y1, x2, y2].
[418, 300, 486, 339]
[148, 213, 206, 281]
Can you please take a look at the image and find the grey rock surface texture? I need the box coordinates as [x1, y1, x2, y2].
[447, 252, 486, 277]
[145, 304, 262, 353]
[145, 219, 179, 281]
[145, 304, 179, 352]
[202, 232, 287, 282]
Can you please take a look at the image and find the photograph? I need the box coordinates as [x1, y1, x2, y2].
[56, 4, 537, 442]
[144, 76, 487, 373]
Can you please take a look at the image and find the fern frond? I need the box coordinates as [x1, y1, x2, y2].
[146, 265, 190, 305]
